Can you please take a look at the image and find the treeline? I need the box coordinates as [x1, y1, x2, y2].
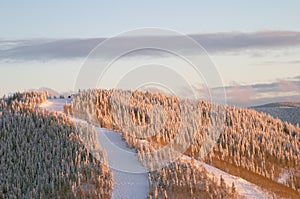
[70, 89, 300, 194]
[0, 92, 113, 198]
[134, 139, 239, 198]
[208, 106, 299, 191]
[253, 106, 300, 126]
[70, 89, 240, 198]
[6, 91, 47, 106]
[148, 159, 238, 199]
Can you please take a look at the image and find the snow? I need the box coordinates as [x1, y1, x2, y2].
[277, 170, 290, 185]
[96, 128, 149, 199]
[182, 156, 271, 199]
[39, 98, 70, 113]
[39, 99, 149, 199]
[40, 99, 272, 199]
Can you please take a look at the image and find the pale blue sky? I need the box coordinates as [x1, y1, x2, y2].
[1, 1, 300, 38]
[0, 1, 300, 106]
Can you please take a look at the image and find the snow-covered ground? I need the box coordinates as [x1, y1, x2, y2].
[97, 128, 149, 199]
[39, 98, 70, 113]
[40, 99, 271, 199]
[39, 99, 149, 199]
[182, 156, 271, 199]
[277, 169, 290, 185]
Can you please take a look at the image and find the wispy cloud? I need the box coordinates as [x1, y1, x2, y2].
[143, 76, 300, 107]
[225, 82, 256, 106]
[1, 31, 300, 61]
[256, 60, 300, 65]
[0, 38, 105, 61]
[222, 77, 300, 107]
[193, 31, 300, 53]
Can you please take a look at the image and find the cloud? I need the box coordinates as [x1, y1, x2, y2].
[0, 38, 105, 61]
[225, 83, 256, 106]
[192, 31, 300, 53]
[257, 60, 300, 65]
[1, 31, 300, 61]
[277, 79, 300, 92]
[222, 78, 300, 107]
[136, 77, 300, 107]
[289, 60, 300, 64]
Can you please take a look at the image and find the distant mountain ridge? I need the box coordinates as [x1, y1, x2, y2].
[252, 102, 300, 108]
[251, 102, 300, 126]
[35, 87, 60, 97]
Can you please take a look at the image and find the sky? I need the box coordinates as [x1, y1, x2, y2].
[0, 1, 300, 106]
[1, 1, 300, 38]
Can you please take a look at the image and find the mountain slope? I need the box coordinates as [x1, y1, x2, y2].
[0, 92, 113, 198]
[69, 89, 300, 198]
[252, 102, 300, 126]
[40, 99, 149, 199]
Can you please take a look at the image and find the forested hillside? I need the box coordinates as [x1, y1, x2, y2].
[0, 92, 113, 198]
[252, 102, 300, 126]
[70, 89, 300, 198]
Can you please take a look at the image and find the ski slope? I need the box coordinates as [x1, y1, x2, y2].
[39, 99, 149, 199]
[40, 99, 271, 199]
[181, 156, 271, 199]
[96, 128, 148, 199]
